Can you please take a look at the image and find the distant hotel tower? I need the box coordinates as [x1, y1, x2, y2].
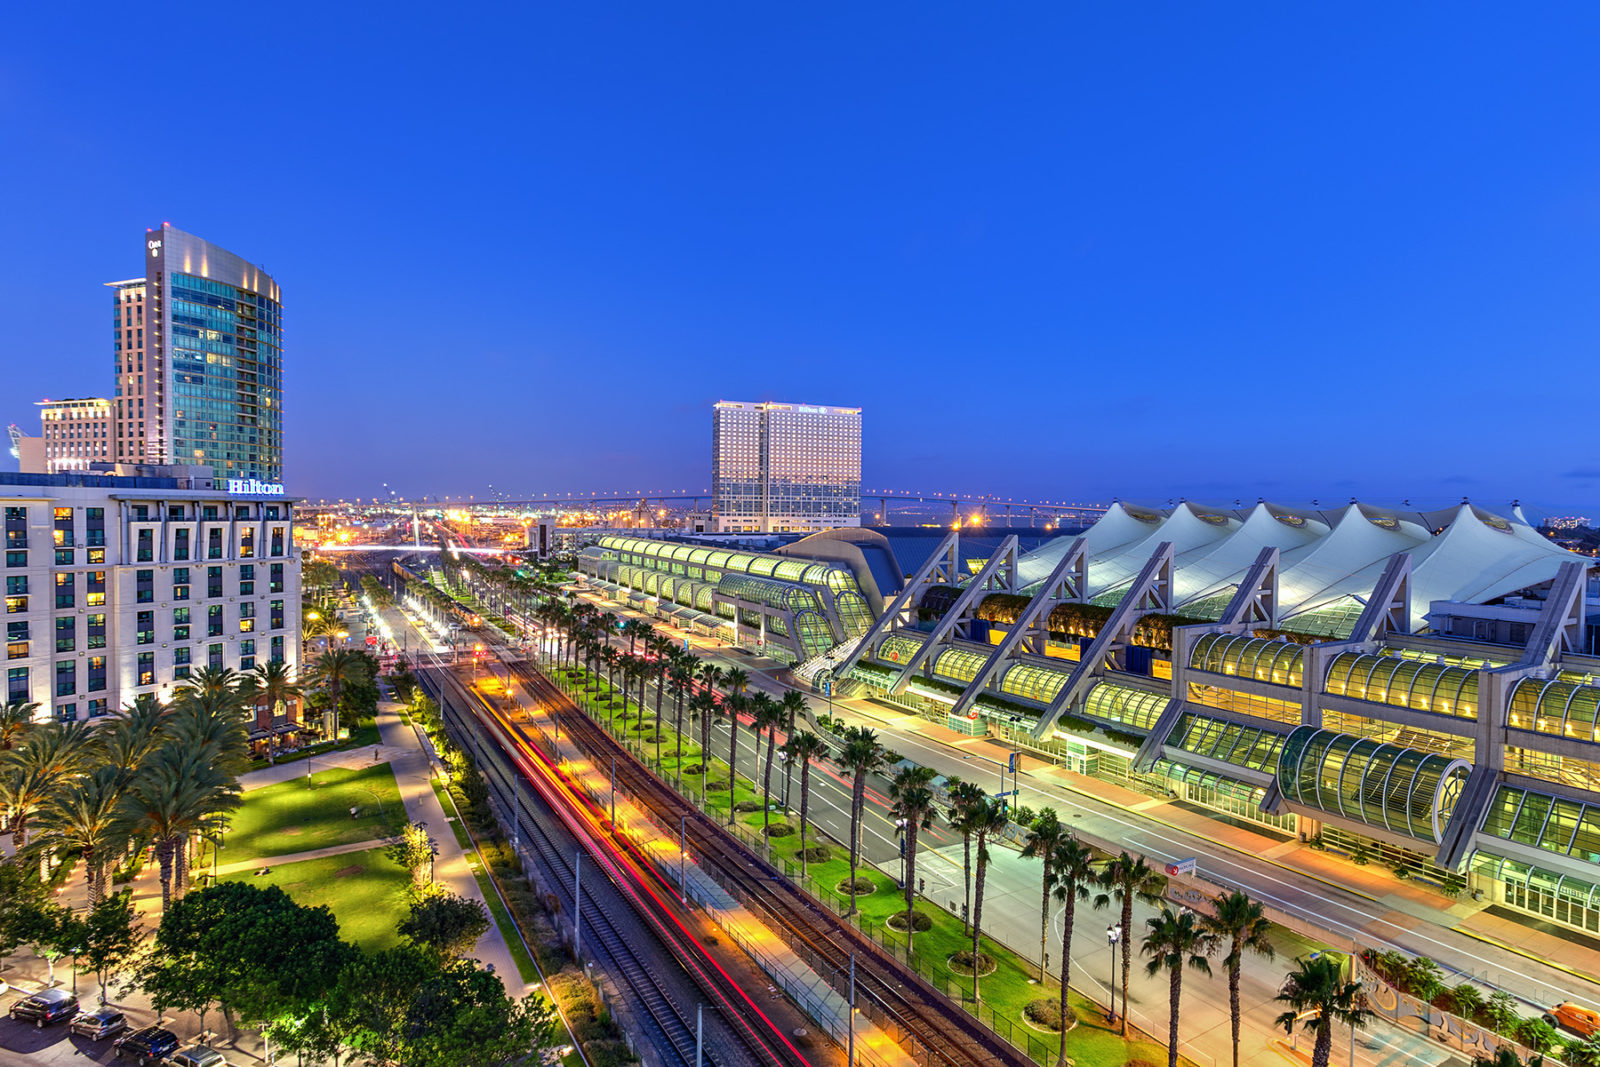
[107, 224, 283, 483]
[712, 401, 861, 533]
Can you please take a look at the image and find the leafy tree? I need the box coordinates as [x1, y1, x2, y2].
[0, 860, 46, 969]
[399, 892, 489, 959]
[387, 822, 437, 889]
[887, 764, 939, 954]
[1566, 1035, 1600, 1067]
[1143, 908, 1217, 1067]
[76, 888, 144, 1004]
[1276, 955, 1373, 1067]
[12, 897, 71, 985]
[1206, 890, 1276, 1067]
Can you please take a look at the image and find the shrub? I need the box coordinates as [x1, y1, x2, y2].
[733, 800, 764, 813]
[836, 878, 876, 895]
[1023, 998, 1063, 1030]
[799, 846, 832, 863]
[764, 824, 794, 838]
[949, 950, 996, 976]
[1445, 983, 1484, 1020]
[1517, 1018, 1561, 1054]
[681, 763, 704, 776]
[886, 910, 933, 932]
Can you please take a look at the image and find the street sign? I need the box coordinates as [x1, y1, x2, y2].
[365, 635, 378, 646]
[1165, 857, 1197, 876]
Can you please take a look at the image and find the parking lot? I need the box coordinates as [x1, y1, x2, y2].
[0, 980, 182, 1066]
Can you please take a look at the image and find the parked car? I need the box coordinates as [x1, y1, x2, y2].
[113, 1025, 181, 1063]
[8, 987, 79, 1029]
[1544, 1002, 1600, 1038]
[69, 1006, 128, 1040]
[170, 1045, 229, 1067]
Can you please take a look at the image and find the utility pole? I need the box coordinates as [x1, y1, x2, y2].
[696, 1003, 703, 1067]
[680, 813, 688, 905]
[847, 953, 856, 1066]
[610, 756, 617, 826]
[574, 852, 582, 960]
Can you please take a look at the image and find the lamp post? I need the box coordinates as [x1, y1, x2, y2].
[894, 817, 909, 888]
[1106, 924, 1122, 1024]
[679, 813, 688, 905]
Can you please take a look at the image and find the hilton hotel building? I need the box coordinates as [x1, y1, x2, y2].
[3, 465, 299, 721]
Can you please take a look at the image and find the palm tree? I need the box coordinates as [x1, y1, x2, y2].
[0, 698, 40, 750]
[722, 693, 747, 825]
[1276, 955, 1372, 1067]
[1096, 851, 1167, 1035]
[310, 649, 368, 737]
[1050, 836, 1100, 1066]
[1208, 890, 1276, 1067]
[30, 765, 131, 904]
[1021, 808, 1071, 981]
[696, 661, 725, 702]
[839, 725, 887, 916]
[778, 691, 808, 807]
[722, 667, 750, 702]
[887, 764, 938, 954]
[602, 645, 622, 709]
[690, 691, 718, 805]
[247, 660, 302, 760]
[1143, 908, 1218, 1067]
[668, 656, 695, 771]
[966, 796, 1009, 1000]
[753, 694, 784, 838]
[0, 721, 98, 851]
[100, 700, 171, 789]
[126, 745, 239, 910]
[946, 778, 987, 934]
[620, 655, 643, 738]
[785, 731, 830, 878]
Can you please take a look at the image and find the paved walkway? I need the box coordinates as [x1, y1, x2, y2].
[240, 741, 412, 791]
[373, 700, 534, 994]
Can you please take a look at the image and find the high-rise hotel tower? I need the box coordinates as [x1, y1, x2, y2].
[107, 224, 283, 483]
[712, 401, 861, 532]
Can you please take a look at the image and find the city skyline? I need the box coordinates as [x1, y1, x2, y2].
[6, 7, 1600, 509]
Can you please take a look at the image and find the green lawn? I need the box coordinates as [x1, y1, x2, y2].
[550, 665, 1170, 1067]
[226, 762, 404, 860]
[222, 847, 410, 950]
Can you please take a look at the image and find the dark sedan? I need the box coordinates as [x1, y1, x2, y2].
[8, 987, 79, 1028]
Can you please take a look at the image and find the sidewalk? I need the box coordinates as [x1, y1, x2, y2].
[372, 701, 533, 994]
[240, 740, 412, 791]
[215, 838, 388, 878]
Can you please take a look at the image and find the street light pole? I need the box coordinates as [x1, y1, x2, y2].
[679, 813, 688, 905]
[847, 952, 856, 1067]
[1106, 924, 1122, 1024]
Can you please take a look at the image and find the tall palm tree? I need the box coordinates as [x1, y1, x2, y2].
[888, 764, 939, 954]
[1208, 890, 1276, 1067]
[30, 765, 131, 904]
[668, 656, 695, 771]
[184, 665, 244, 700]
[722, 693, 747, 825]
[753, 694, 784, 837]
[1143, 908, 1218, 1067]
[722, 667, 750, 702]
[601, 645, 622, 709]
[1096, 851, 1167, 1035]
[839, 725, 887, 916]
[1050, 836, 1100, 1067]
[690, 691, 718, 805]
[778, 690, 808, 807]
[1021, 808, 1071, 981]
[248, 660, 302, 726]
[0, 698, 40, 750]
[785, 731, 830, 878]
[126, 745, 239, 910]
[946, 778, 987, 934]
[966, 796, 1009, 1000]
[310, 649, 368, 737]
[1275, 955, 1372, 1067]
[696, 661, 725, 702]
[100, 701, 171, 789]
[620, 655, 643, 734]
[0, 721, 98, 851]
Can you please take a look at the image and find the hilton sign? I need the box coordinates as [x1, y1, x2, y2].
[227, 478, 285, 496]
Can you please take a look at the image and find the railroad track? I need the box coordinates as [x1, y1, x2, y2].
[424, 666, 804, 1067]
[513, 661, 1038, 1067]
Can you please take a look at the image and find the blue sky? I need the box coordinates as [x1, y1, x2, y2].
[3, 4, 1597, 512]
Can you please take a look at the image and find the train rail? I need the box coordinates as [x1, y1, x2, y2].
[512, 661, 1037, 1067]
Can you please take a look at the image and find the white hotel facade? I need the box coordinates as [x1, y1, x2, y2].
[3, 466, 300, 720]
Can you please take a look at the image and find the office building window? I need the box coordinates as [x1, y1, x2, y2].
[202, 505, 217, 521]
[269, 562, 284, 593]
[5, 551, 24, 568]
[86, 613, 105, 649]
[87, 656, 105, 692]
[5, 576, 25, 596]
[240, 564, 254, 596]
[55, 617, 74, 653]
[208, 605, 223, 637]
[86, 547, 103, 565]
[137, 611, 154, 645]
[175, 528, 190, 561]
[5, 508, 27, 550]
[136, 652, 154, 686]
[87, 698, 107, 718]
[174, 646, 191, 666]
[207, 567, 222, 598]
[55, 572, 74, 609]
[270, 527, 285, 556]
[5, 596, 27, 615]
[270, 599, 284, 629]
[207, 528, 223, 560]
[6, 642, 25, 660]
[85, 570, 105, 607]
[55, 703, 75, 723]
[208, 643, 223, 671]
[85, 507, 104, 547]
[173, 606, 190, 641]
[270, 635, 284, 663]
[136, 527, 153, 561]
[136, 569, 154, 603]
[53, 508, 74, 548]
[240, 528, 254, 558]
[7, 666, 27, 701]
[55, 660, 75, 697]
[55, 549, 73, 566]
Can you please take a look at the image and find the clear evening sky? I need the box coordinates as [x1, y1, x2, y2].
[3, 5, 1597, 513]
